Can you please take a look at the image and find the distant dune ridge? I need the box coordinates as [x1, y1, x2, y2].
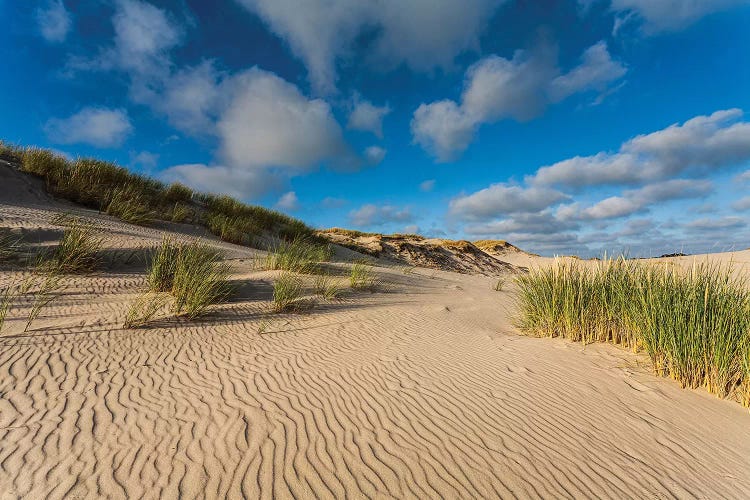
[1, 144, 750, 498]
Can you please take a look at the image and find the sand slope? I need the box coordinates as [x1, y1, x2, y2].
[1, 202, 749, 499]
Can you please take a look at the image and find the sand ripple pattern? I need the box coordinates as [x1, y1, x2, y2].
[1, 206, 750, 499]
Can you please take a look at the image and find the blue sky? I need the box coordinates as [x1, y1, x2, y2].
[2, 0, 750, 256]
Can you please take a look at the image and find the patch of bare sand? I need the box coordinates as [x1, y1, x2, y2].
[1, 203, 749, 498]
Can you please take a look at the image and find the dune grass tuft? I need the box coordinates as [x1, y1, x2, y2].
[124, 292, 170, 328]
[515, 257, 750, 404]
[272, 271, 307, 312]
[313, 273, 344, 300]
[493, 277, 507, 292]
[105, 186, 155, 226]
[349, 261, 376, 290]
[265, 236, 332, 274]
[145, 238, 231, 319]
[171, 243, 232, 318]
[46, 221, 104, 274]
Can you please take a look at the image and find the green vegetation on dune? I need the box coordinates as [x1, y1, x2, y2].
[515, 257, 750, 406]
[1, 140, 317, 246]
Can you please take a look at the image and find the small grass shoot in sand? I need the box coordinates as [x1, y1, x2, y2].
[0, 230, 22, 263]
[272, 271, 306, 312]
[46, 221, 104, 274]
[313, 273, 344, 300]
[350, 261, 376, 290]
[515, 257, 750, 405]
[493, 277, 506, 291]
[124, 292, 170, 328]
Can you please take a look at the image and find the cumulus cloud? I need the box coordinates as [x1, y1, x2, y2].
[565, 179, 713, 220]
[45, 107, 133, 148]
[348, 96, 391, 138]
[235, 0, 505, 94]
[161, 163, 282, 200]
[36, 0, 72, 43]
[532, 109, 750, 188]
[218, 69, 355, 173]
[276, 191, 301, 211]
[69, 0, 182, 93]
[412, 41, 626, 161]
[548, 42, 628, 102]
[449, 184, 569, 221]
[349, 204, 413, 227]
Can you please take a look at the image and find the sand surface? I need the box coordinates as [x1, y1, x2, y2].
[1, 199, 750, 499]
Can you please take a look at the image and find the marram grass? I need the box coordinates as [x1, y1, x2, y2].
[515, 257, 750, 405]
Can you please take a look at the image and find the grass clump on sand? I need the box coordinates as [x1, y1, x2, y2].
[350, 261, 376, 290]
[144, 238, 232, 319]
[265, 236, 332, 274]
[515, 257, 750, 405]
[272, 271, 306, 312]
[493, 277, 507, 291]
[46, 221, 104, 274]
[124, 292, 170, 329]
[313, 273, 344, 300]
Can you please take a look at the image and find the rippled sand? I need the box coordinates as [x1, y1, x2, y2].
[1, 200, 749, 499]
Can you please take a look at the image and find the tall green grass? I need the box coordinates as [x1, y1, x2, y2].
[265, 236, 332, 273]
[515, 258, 750, 405]
[46, 221, 104, 274]
[145, 238, 231, 319]
[272, 271, 306, 312]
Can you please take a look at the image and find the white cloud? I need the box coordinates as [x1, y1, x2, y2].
[152, 61, 225, 134]
[568, 179, 713, 220]
[36, 0, 72, 43]
[161, 163, 281, 200]
[419, 179, 436, 192]
[731, 196, 750, 211]
[363, 146, 387, 165]
[402, 224, 420, 234]
[348, 96, 391, 138]
[412, 41, 626, 161]
[548, 41, 627, 102]
[532, 109, 750, 188]
[235, 0, 505, 93]
[276, 191, 301, 211]
[606, 0, 750, 34]
[110, 0, 182, 79]
[349, 204, 413, 227]
[217, 68, 355, 174]
[131, 151, 159, 169]
[68, 0, 182, 91]
[45, 107, 133, 148]
[449, 184, 569, 221]
[687, 216, 746, 230]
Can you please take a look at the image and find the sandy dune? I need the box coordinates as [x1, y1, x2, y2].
[1, 200, 750, 499]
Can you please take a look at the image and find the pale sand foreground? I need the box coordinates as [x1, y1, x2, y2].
[1, 201, 750, 499]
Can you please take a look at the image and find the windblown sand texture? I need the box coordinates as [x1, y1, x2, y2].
[1, 178, 750, 498]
